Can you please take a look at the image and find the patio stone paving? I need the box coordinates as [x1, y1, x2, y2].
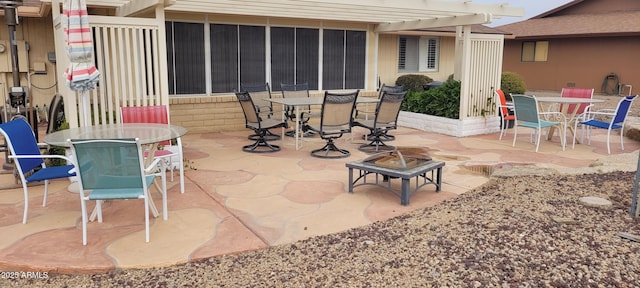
[0, 123, 637, 273]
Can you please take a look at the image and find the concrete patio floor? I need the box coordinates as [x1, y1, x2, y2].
[0, 123, 637, 274]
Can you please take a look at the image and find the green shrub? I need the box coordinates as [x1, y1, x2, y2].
[395, 74, 433, 92]
[401, 79, 460, 119]
[501, 72, 526, 101]
[46, 121, 69, 167]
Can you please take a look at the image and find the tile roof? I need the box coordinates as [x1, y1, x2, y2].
[498, 10, 640, 38]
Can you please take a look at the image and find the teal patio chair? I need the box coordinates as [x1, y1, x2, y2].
[69, 138, 166, 245]
[511, 94, 566, 152]
[0, 118, 75, 224]
[573, 95, 637, 154]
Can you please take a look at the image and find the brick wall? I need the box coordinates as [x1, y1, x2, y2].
[168, 90, 378, 134]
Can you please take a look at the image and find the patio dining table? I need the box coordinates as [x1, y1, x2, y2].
[267, 96, 379, 150]
[535, 96, 604, 141]
[44, 123, 187, 219]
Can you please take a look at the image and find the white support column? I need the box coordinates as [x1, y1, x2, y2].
[458, 25, 472, 120]
[155, 5, 170, 107]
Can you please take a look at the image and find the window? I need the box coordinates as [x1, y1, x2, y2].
[398, 36, 439, 72]
[166, 21, 366, 94]
[271, 27, 319, 90]
[166, 22, 206, 95]
[521, 41, 548, 62]
[322, 29, 366, 90]
[211, 24, 266, 92]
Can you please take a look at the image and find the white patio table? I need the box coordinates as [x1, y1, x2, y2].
[44, 123, 187, 219]
[535, 96, 604, 141]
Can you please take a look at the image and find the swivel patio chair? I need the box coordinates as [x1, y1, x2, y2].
[511, 94, 567, 152]
[304, 90, 359, 158]
[69, 138, 166, 245]
[573, 95, 637, 154]
[352, 90, 407, 153]
[495, 89, 515, 140]
[240, 83, 281, 141]
[45, 94, 65, 134]
[0, 118, 76, 224]
[121, 105, 185, 194]
[355, 84, 405, 141]
[236, 91, 288, 153]
[280, 82, 317, 137]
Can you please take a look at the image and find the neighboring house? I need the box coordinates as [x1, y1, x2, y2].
[0, 1, 522, 133]
[498, 0, 640, 94]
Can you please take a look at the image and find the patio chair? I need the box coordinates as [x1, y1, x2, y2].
[355, 84, 405, 141]
[560, 88, 595, 135]
[45, 94, 65, 134]
[304, 90, 359, 158]
[121, 105, 185, 194]
[280, 82, 317, 137]
[69, 138, 166, 245]
[495, 89, 515, 140]
[511, 94, 566, 152]
[0, 118, 76, 224]
[573, 95, 637, 154]
[241, 83, 281, 141]
[352, 90, 407, 153]
[235, 91, 288, 153]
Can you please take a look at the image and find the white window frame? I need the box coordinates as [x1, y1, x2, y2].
[419, 36, 439, 72]
[398, 36, 440, 73]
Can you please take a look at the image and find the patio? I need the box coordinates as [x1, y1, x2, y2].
[0, 123, 638, 274]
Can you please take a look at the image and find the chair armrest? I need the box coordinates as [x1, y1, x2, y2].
[9, 154, 73, 162]
[144, 157, 164, 174]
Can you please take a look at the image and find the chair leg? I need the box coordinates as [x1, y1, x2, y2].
[311, 138, 350, 158]
[243, 132, 281, 153]
[249, 130, 280, 141]
[21, 184, 28, 224]
[358, 134, 395, 153]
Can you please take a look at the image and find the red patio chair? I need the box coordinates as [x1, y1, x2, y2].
[495, 89, 515, 140]
[121, 105, 185, 193]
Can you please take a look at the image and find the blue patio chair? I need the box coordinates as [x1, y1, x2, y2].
[69, 138, 166, 245]
[0, 118, 75, 224]
[511, 94, 566, 152]
[573, 95, 637, 154]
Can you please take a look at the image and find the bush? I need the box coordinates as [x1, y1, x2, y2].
[501, 72, 526, 101]
[395, 74, 433, 92]
[401, 79, 460, 119]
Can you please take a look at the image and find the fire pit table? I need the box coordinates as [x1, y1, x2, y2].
[346, 150, 444, 205]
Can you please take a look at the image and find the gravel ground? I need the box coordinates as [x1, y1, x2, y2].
[5, 90, 640, 287]
[6, 171, 640, 287]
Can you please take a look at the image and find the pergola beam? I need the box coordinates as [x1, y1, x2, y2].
[116, 0, 174, 17]
[376, 13, 492, 32]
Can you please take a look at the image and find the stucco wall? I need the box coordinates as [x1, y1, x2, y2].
[503, 36, 640, 93]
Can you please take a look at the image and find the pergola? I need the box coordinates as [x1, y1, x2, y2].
[72, 0, 523, 30]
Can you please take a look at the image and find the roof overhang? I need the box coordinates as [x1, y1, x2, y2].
[43, 0, 523, 31]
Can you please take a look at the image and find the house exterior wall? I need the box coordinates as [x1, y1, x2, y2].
[503, 36, 640, 93]
[377, 34, 455, 86]
[0, 16, 57, 111]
